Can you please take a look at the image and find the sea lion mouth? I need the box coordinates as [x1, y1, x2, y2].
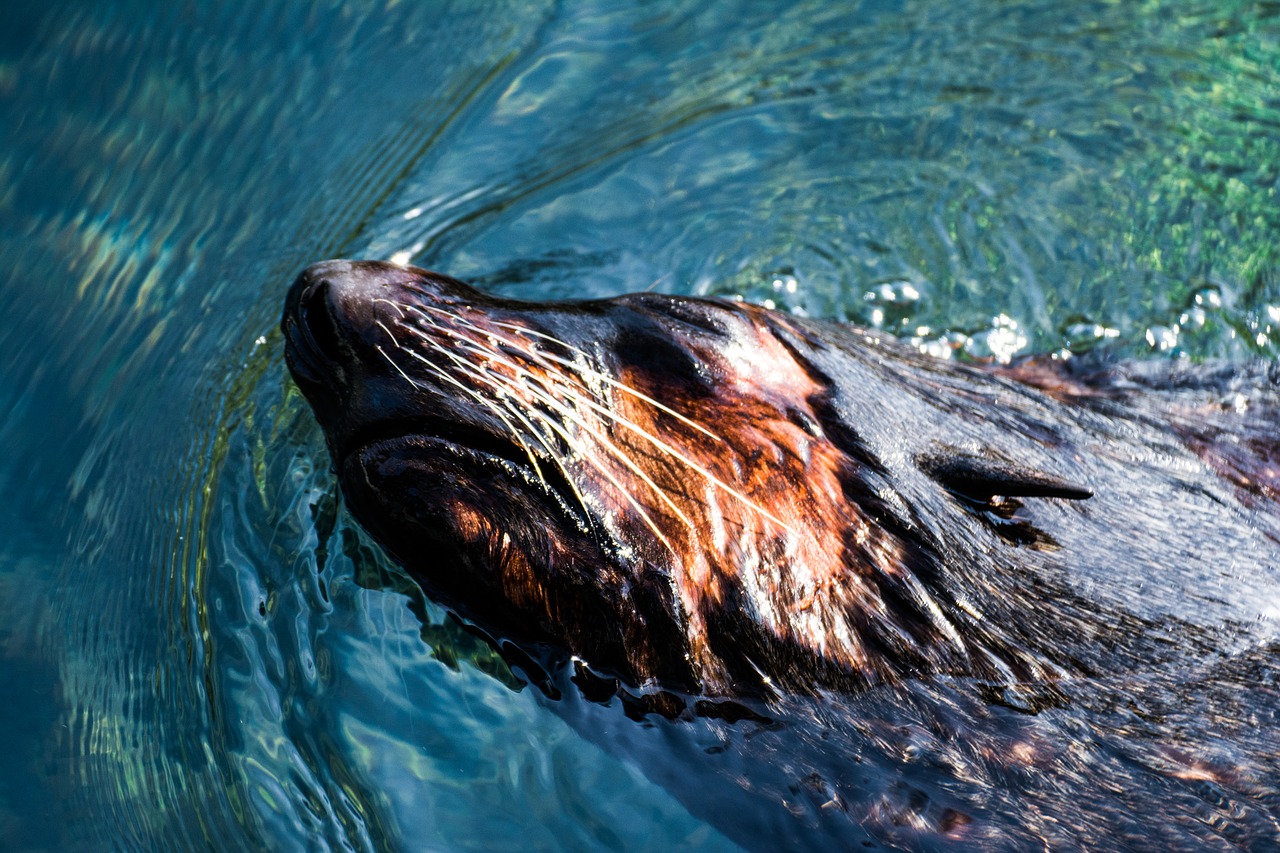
[342, 416, 529, 472]
[340, 415, 584, 520]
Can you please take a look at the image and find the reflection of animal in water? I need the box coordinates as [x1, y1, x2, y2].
[283, 259, 1280, 849]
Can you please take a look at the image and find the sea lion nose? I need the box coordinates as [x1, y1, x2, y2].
[283, 260, 363, 382]
[292, 265, 347, 362]
[284, 259, 479, 384]
[296, 259, 356, 299]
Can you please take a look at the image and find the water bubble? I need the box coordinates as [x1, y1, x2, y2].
[865, 280, 921, 304]
[1145, 324, 1180, 351]
[913, 331, 967, 360]
[771, 275, 798, 294]
[1180, 306, 1207, 328]
[1064, 321, 1120, 344]
[979, 314, 1028, 363]
[1195, 289, 1223, 308]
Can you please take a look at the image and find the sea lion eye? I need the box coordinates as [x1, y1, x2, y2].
[658, 300, 732, 339]
[626, 293, 732, 339]
[613, 327, 714, 394]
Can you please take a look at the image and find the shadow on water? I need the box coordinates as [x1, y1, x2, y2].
[0, 0, 1277, 849]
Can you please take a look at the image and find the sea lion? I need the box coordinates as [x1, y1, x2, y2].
[282, 259, 1280, 848]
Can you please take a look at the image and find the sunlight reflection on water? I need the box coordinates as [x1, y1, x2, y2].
[1, 0, 1277, 849]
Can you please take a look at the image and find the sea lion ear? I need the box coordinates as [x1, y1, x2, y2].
[918, 451, 1093, 502]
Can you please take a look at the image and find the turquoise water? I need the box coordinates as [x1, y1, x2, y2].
[0, 1, 1277, 849]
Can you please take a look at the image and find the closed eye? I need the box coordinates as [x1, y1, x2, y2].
[625, 293, 734, 339]
[613, 327, 716, 399]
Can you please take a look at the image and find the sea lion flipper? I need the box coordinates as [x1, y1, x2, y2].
[919, 453, 1093, 502]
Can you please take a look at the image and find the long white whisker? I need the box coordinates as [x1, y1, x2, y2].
[405, 303, 724, 444]
[532, 411, 679, 554]
[373, 298, 406, 319]
[403, 333, 685, 550]
[375, 320, 400, 347]
[489, 320, 723, 441]
[390, 334, 610, 538]
[420, 328, 793, 535]
[391, 302, 795, 544]
[404, 326, 698, 534]
[376, 343, 550, 494]
[377, 305, 612, 540]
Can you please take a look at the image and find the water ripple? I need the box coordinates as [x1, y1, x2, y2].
[1, 0, 1277, 849]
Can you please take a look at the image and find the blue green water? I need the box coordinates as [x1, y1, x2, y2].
[0, 1, 1276, 849]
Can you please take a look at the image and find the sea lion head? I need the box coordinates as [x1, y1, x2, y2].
[283, 260, 1007, 701]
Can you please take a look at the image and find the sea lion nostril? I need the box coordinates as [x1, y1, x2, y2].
[299, 278, 344, 362]
[300, 277, 329, 311]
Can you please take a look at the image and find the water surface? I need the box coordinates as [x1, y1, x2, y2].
[1, 0, 1277, 849]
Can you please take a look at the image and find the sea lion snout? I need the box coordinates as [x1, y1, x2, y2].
[283, 260, 390, 387]
[285, 260, 437, 370]
[283, 265, 344, 378]
[283, 260, 492, 445]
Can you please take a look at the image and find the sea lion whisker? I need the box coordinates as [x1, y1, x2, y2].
[419, 342, 680, 552]
[399, 321, 791, 536]
[375, 342, 420, 387]
[372, 297, 407, 319]
[404, 332, 696, 541]
[511, 366, 793, 535]
[403, 303, 725, 444]
[434, 365, 594, 522]
[377, 344, 554, 497]
[401, 327, 703, 536]
[530, 408, 681, 555]
[642, 273, 673, 293]
[486, 318, 726, 445]
[450, 335, 718, 449]
[375, 320, 401, 348]
[500, 404, 682, 553]
[398, 351, 550, 482]
[500, 404, 602, 527]
[393, 335, 624, 539]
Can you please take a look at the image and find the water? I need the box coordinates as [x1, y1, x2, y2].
[1, 0, 1277, 849]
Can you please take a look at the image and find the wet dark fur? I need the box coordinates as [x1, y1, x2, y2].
[283, 260, 1280, 849]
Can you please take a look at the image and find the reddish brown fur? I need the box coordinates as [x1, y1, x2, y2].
[602, 312, 911, 691]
